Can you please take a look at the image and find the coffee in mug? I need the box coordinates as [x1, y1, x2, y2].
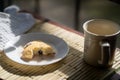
[83, 19, 120, 68]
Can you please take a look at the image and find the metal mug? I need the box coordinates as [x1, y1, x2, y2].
[83, 19, 120, 68]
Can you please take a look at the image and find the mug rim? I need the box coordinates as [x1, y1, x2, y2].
[83, 19, 120, 37]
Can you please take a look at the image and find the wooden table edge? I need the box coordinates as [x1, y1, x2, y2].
[34, 15, 84, 36]
[20, 10, 84, 37]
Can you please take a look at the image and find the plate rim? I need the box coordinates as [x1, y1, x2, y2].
[4, 33, 69, 66]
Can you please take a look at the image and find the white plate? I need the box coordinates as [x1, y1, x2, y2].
[4, 33, 69, 66]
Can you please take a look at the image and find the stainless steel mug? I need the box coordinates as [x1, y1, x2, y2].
[83, 19, 120, 68]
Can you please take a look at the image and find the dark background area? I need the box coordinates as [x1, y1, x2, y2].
[1, 0, 120, 47]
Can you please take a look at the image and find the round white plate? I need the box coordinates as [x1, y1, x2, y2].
[4, 33, 69, 66]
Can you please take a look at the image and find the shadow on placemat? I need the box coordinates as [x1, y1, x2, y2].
[67, 60, 115, 80]
[0, 46, 116, 80]
[0, 51, 64, 76]
[105, 68, 120, 80]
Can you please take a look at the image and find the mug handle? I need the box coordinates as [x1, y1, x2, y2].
[98, 42, 111, 65]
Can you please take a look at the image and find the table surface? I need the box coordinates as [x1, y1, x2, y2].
[0, 13, 120, 80]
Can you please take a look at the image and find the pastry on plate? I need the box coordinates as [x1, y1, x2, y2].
[21, 41, 55, 60]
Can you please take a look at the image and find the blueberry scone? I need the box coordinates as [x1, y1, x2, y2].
[21, 41, 55, 60]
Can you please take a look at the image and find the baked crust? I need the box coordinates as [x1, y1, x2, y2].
[21, 41, 55, 60]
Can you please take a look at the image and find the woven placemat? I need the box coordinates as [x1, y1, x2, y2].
[0, 20, 120, 80]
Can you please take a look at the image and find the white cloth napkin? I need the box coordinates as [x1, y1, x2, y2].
[0, 5, 35, 50]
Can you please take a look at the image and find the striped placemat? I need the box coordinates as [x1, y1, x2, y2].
[0, 20, 120, 80]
